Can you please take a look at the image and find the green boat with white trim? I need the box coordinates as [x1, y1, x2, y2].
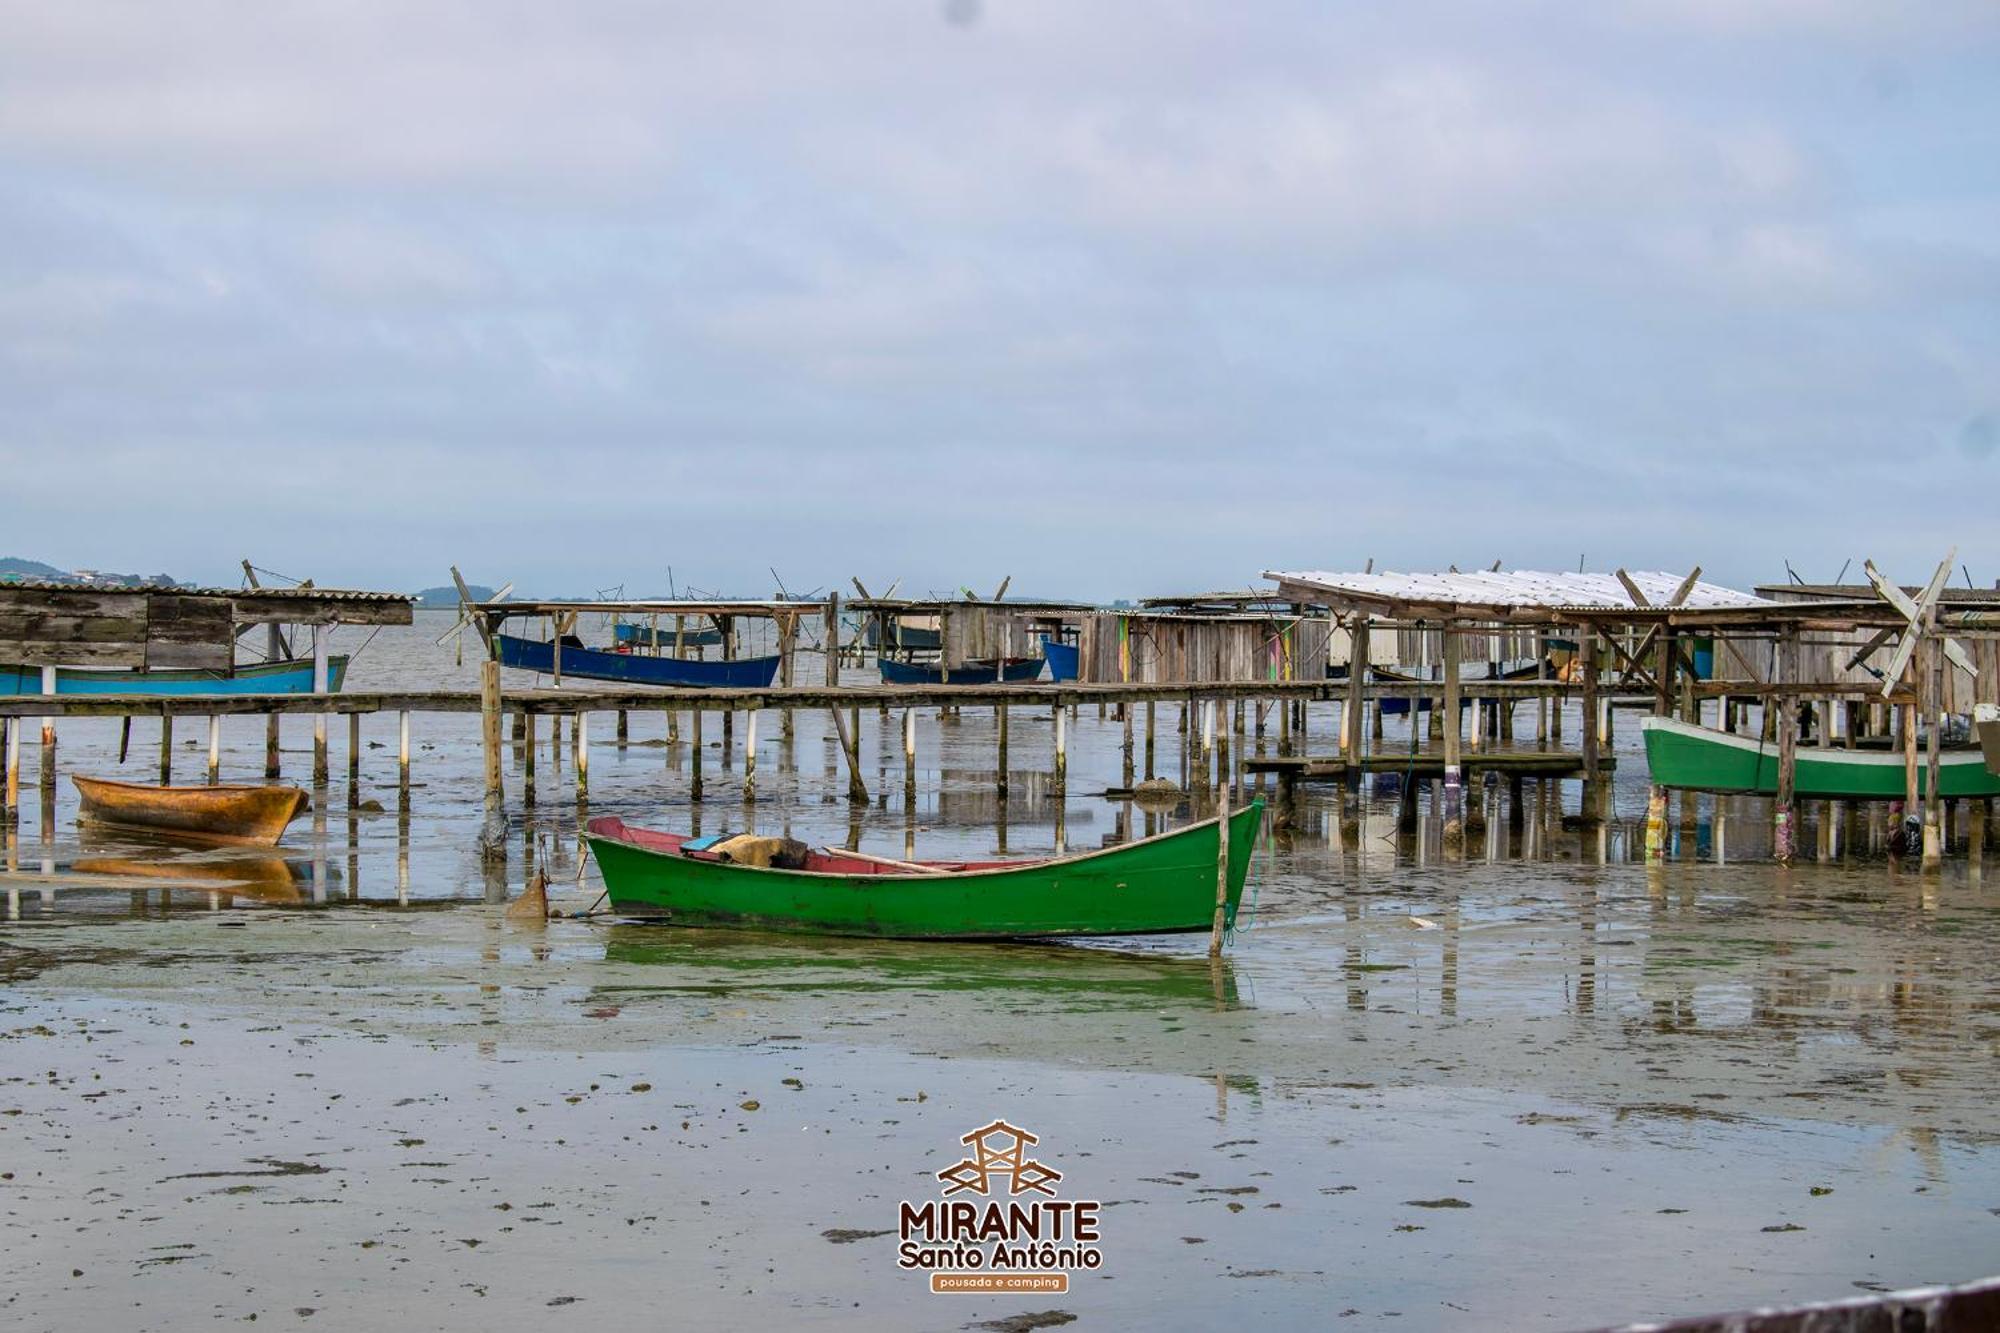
[584, 800, 1263, 939]
[1640, 716, 2000, 800]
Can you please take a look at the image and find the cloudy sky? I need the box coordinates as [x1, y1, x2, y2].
[3, 2, 1996, 598]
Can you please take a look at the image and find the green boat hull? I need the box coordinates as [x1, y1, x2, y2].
[585, 800, 1263, 940]
[1641, 717, 2000, 800]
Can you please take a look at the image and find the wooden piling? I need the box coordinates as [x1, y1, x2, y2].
[1578, 624, 1600, 795]
[347, 713, 361, 788]
[1144, 701, 1157, 779]
[158, 713, 174, 786]
[1208, 793, 1231, 958]
[744, 710, 758, 803]
[1054, 705, 1068, 797]
[1774, 626, 1798, 862]
[616, 709, 628, 745]
[479, 659, 502, 815]
[1441, 621, 1463, 841]
[522, 712, 537, 804]
[207, 716, 221, 785]
[1923, 641, 1943, 869]
[264, 622, 283, 778]
[903, 708, 917, 812]
[1121, 705, 1135, 788]
[690, 708, 704, 800]
[575, 711, 589, 803]
[829, 706, 867, 803]
[823, 593, 841, 688]
[996, 703, 1010, 796]
[39, 665, 56, 798]
[3, 717, 16, 821]
[397, 711, 411, 807]
[311, 624, 329, 785]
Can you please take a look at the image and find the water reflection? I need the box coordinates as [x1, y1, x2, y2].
[594, 926, 1241, 1011]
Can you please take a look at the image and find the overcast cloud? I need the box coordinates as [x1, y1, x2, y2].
[2, 2, 1996, 597]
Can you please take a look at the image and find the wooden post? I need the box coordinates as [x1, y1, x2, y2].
[1578, 624, 1600, 791]
[522, 712, 537, 804]
[265, 622, 283, 778]
[1342, 618, 1368, 758]
[1144, 701, 1156, 779]
[1053, 704, 1068, 797]
[824, 593, 841, 687]
[480, 659, 503, 815]
[1122, 703, 1135, 787]
[39, 665, 56, 798]
[829, 707, 867, 803]
[779, 613, 797, 742]
[616, 709, 628, 746]
[311, 624, 329, 785]
[903, 708, 917, 812]
[996, 703, 1010, 797]
[207, 715, 221, 785]
[1775, 628, 1798, 862]
[347, 713, 361, 788]
[1442, 621, 1462, 840]
[575, 710, 589, 803]
[397, 711, 411, 808]
[744, 710, 758, 803]
[1536, 634, 1550, 747]
[3, 716, 17, 821]
[158, 713, 174, 786]
[690, 708, 704, 800]
[1208, 797, 1231, 958]
[1923, 641, 1943, 869]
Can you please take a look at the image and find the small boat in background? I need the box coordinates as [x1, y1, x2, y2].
[877, 656, 1045, 686]
[863, 620, 944, 652]
[613, 622, 725, 648]
[74, 776, 309, 846]
[0, 655, 349, 697]
[1042, 639, 1080, 682]
[495, 634, 781, 688]
[584, 800, 1264, 939]
[1641, 716, 2000, 799]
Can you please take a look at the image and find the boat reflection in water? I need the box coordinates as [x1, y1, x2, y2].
[48, 827, 326, 915]
[594, 926, 1240, 1012]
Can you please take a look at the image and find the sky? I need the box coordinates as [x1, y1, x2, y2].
[2, 1, 1997, 600]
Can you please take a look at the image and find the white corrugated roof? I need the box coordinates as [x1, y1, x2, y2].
[1262, 569, 1773, 611]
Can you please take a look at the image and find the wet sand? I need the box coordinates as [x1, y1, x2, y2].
[5, 614, 2000, 1329]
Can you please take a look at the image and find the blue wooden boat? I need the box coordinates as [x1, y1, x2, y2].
[613, 622, 725, 648]
[496, 634, 780, 688]
[0, 656, 348, 697]
[1041, 639, 1079, 682]
[878, 656, 1045, 686]
[864, 621, 944, 652]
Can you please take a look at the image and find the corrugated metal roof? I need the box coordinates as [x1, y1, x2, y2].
[0, 582, 412, 602]
[1262, 569, 1774, 612]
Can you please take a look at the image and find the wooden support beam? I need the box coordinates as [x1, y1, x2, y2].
[1442, 621, 1463, 842]
[206, 715, 221, 785]
[397, 711, 411, 807]
[480, 659, 502, 816]
[1775, 626, 1798, 862]
[158, 713, 173, 786]
[829, 706, 867, 803]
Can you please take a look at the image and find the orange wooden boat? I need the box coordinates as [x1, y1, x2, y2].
[73, 776, 308, 847]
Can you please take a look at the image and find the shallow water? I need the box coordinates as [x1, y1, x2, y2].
[4, 610, 1998, 1330]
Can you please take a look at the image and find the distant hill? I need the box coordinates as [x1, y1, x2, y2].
[0, 557, 66, 580]
[414, 584, 495, 608]
[0, 556, 179, 588]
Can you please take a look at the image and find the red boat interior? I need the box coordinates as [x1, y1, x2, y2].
[585, 817, 1032, 876]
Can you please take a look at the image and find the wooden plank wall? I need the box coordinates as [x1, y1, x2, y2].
[0, 589, 151, 667]
[1072, 613, 1337, 684]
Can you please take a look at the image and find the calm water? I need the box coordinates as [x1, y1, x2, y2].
[4, 610, 1998, 1330]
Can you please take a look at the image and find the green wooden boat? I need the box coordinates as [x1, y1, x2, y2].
[583, 800, 1263, 940]
[1640, 716, 2000, 800]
